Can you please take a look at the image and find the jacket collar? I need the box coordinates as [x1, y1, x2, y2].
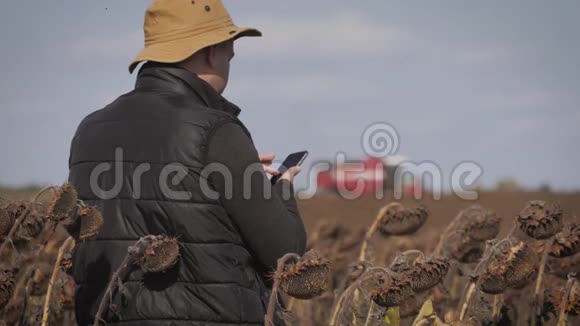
[135, 63, 241, 117]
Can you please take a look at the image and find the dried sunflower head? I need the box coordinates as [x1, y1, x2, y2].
[378, 205, 429, 236]
[544, 286, 580, 317]
[1, 203, 26, 238]
[547, 253, 580, 279]
[14, 210, 47, 243]
[4, 203, 27, 220]
[78, 206, 104, 241]
[517, 201, 562, 239]
[0, 205, 14, 238]
[405, 256, 450, 293]
[48, 183, 78, 224]
[0, 266, 18, 311]
[550, 224, 580, 258]
[480, 272, 507, 295]
[278, 250, 331, 299]
[66, 206, 104, 241]
[480, 242, 537, 294]
[480, 256, 508, 294]
[504, 242, 538, 289]
[370, 273, 413, 308]
[139, 237, 180, 274]
[445, 232, 485, 263]
[460, 205, 501, 241]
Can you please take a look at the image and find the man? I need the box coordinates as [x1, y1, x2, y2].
[68, 1, 307, 325]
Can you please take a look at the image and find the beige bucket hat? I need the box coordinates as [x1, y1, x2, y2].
[129, 0, 261, 73]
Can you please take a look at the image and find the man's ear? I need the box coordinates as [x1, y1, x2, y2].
[205, 45, 217, 69]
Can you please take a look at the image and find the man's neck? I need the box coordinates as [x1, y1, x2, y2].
[176, 62, 223, 94]
[195, 73, 222, 94]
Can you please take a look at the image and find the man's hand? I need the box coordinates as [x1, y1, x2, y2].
[259, 153, 280, 176]
[260, 153, 302, 183]
[281, 166, 301, 183]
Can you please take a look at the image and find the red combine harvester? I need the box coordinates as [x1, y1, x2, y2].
[316, 156, 420, 196]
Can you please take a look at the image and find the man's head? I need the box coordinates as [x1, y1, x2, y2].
[178, 40, 235, 94]
[129, 0, 261, 91]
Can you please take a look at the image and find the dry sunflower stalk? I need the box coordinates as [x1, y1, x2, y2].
[41, 272, 76, 325]
[517, 200, 562, 240]
[93, 235, 181, 325]
[42, 237, 77, 326]
[265, 250, 331, 325]
[0, 186, 82, 326]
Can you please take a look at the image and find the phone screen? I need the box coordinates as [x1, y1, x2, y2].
[270, 151, 309, 185]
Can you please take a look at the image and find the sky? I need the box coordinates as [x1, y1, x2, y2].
[0, 1, 579, 191]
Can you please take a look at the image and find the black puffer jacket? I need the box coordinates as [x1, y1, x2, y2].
[68, 64, 305, 325]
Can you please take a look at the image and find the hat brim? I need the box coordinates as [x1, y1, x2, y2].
[129, 26, 261, 73]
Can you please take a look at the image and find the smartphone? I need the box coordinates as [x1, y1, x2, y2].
[270, 151, 309, 185]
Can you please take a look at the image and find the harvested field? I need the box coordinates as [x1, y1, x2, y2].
[1, 187, 579, 325]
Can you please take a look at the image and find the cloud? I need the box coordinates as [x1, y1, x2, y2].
[239, 12, 412, 56]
